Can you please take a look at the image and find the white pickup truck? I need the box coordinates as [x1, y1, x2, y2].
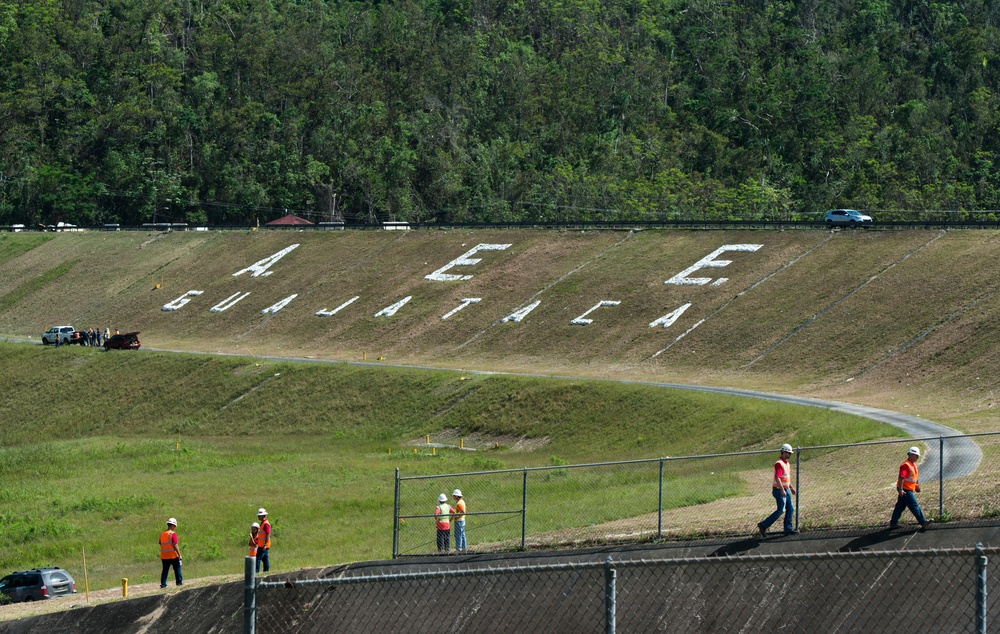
[41, 326, 76, 345]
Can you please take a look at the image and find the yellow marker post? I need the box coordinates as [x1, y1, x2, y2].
[432, 447, 437, 455]
[425, 435, 430, 444]
[411, 448, 417, 454]
[176, 429, 180, 451]
[122, 578, 128, 598]
[81, 546, 90, 602]
[460, 438, 465, 449]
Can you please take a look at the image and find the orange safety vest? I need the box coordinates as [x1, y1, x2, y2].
[159, 530, 178, 560]
[772, 459, 791, 489]
[249, 532, 259, 557]
[900, 460, 919, 492]
[435, 503, 452, 530]
[258, 518, 271, 549]
[454, 499, 466, 522]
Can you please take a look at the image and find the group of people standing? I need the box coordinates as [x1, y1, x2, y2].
[158, 507, 273, 588]
[78, 327, 112, 347]
[434, 489, 467, 553]
[758, 444, 934, 536]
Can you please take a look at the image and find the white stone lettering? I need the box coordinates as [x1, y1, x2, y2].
[502, 300, 541, 323]
[210, 292, 250, 313]
[374, 296, 412, 317]
[424, 243, 512, 282]
[649, 303, 693, 328]
[316, 296, 360, 317]
[571, 300, 621, 326]
[261, 294, 298, 315]
[441, 298, 481, 320]
[162, 290, 203, 311]
[232, 244, 300, 278]
[665, 244, 762, 286]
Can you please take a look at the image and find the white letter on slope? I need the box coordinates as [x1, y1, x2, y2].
[571, 300, 621, 326]
[210, 292, 250, 313]
[162, 290, 203, 311]
[424, 244, 512, 281]
[316, 296, 360, 317]
[441, 298, 481, 320]
[649, 303, 692, 328]
[232, 244, 300, 278]
[374, 296, 412, 317]
[665, 244, 762, 286]
[261, 294, 298, 315]
[502, 300, 541, 323]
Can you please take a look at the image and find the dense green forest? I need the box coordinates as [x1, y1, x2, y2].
[0, 0, 998, 226]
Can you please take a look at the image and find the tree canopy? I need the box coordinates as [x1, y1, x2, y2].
[0, 0, 997, 225]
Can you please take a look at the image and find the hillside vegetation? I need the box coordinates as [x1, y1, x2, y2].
[0, 1, 998, 225]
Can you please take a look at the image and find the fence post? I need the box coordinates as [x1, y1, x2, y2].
[392, 467, 400, 559]
[657, 458, 664, 540]
[244, 555, 256, 634]
[521, 468, 528, 551]
[795, 448, 801, 531]
[939, 436, 944, 519]
[605, 556, 616, 634]
[976, 542, 988, 633]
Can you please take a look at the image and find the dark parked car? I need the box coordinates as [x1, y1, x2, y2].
[0, 568, 76, 603]
[104, 331, 140, 350]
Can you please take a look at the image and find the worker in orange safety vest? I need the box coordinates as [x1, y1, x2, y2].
[757, 444, 798, 536]
[434, 493, 453, 553]
[255, 508, 272, 573]
[452, 489, 467, 552]
[890, 447, 933, 530]
[159, 517, 183, 588]
[249, 522, 260, 557]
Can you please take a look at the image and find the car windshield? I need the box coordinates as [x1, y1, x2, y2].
[0, 577, 10, 589]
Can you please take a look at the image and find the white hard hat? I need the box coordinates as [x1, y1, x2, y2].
[908, 446, 921, 456]
[438, 493, 447, 502]
[251, 522, 260, 529]
[167, 518, 177, 526]
[780, 444, 794, 453]
[257, 508, 268, 516]
[452, 489, 462, 497]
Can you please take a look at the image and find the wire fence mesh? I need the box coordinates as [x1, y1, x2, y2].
[253, 547, 995, 633]
[394, 433, 995, 556]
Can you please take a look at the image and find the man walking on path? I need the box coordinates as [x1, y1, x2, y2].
[159, 518, 183, 587]
[757, 444, 798, 536]
[255, 508, 271, 573]
[890, 447, 934, 530]
[435, 494, 453, 553]
[452, 489, 467, 552]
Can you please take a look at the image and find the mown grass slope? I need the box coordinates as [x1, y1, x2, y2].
[0, 227, 997, 591]
[0, 343, 893, 589]
[0, 228, 997, 429]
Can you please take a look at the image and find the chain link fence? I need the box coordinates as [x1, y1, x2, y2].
[249, 546, 995, 633]
[394, 433, 997, 556]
